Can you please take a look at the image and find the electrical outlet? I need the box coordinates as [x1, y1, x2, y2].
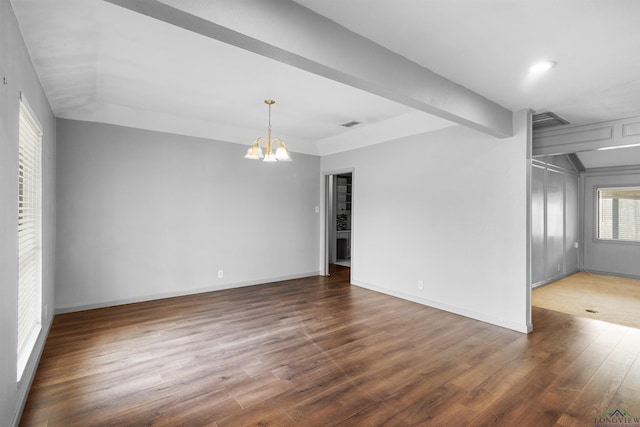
[417, 280, 424, 290]
[217, 270, 224, 279]
[574, 242, 579, 249]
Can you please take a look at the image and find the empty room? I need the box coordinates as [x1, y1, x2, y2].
[2, 1, 640, 426]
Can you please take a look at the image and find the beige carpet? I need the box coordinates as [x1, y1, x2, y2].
[533, 272, 640, 329]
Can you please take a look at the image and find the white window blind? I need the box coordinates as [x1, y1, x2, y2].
[597, 187, 640, 242]
[17, 97, 42, 381]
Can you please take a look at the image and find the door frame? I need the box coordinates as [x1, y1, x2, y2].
[321, 168, 354, 278]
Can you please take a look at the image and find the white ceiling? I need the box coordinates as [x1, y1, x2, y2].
[10, 0, 640, 166]
[296, 0, 640, 124]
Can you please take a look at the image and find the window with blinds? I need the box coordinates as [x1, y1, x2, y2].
[17, 97, 42, 381]
[597, 187, 640, 242]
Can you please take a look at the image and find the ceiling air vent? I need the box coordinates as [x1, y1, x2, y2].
[340, 120, 360, 128]
[532, 112, 569, 129]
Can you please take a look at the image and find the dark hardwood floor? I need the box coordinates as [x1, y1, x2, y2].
[20, 273, 640, 426]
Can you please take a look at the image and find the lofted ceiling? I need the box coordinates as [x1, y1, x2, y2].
[9, 0, 640, 166]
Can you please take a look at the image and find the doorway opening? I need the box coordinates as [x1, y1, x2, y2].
[325, 172, 352, 281]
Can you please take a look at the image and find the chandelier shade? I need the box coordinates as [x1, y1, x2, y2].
[244, 99, 292, 162]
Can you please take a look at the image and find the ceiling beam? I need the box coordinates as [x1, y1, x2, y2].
[104, 0, 513, 138]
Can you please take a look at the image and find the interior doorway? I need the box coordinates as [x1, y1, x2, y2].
[325, 172, 352, 280]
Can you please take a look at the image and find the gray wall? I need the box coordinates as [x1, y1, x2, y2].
[1, 2, 57, 425]
[582, 166, 640, 278]
[531, 156, 580, 287]
[320, 110, 531, 333]
[55, 119, 320, 311]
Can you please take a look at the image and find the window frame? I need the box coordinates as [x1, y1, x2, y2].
[16, 94, 43, 381]
[595, 185, 640, 245]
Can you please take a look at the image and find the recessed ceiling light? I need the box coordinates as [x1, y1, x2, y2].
[529, 60, 557, 73]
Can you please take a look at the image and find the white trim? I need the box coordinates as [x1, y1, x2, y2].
[13, 316, 53, 427]
[19, 92, 43, 133]
[595, 185, 640, 243]
[16, 96, 43, 381]
[524, 109, 534, 334]
[55, 271, 320, 314]
[320, 168, 355, 278]
[352, 280, 532, 334]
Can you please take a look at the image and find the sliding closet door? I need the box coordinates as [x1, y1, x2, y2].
[545, 169, 565, 281]
[531, 164, 546, 285]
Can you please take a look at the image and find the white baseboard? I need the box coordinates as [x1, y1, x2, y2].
[531, 270, 578, 289]
[13, 314, 54, 427]
[55, 271, 320, 314]
[352, 279, 531, 334]
[578, 269, 640, 280]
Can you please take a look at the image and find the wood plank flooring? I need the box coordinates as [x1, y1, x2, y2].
[533, 272, 640, 329]
[21, 273, 640, 426]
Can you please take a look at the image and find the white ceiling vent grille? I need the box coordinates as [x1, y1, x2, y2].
[532, 112, 570, 129]
[340, 120, 361, 128]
